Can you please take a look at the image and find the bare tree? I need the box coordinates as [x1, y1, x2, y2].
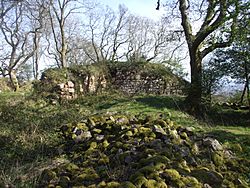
[47, 0, 84, 68]
[27, 0, 49, 79]
[124, 15, 176, 63]
[0, 1, 44, 90]
[109, 4, 130, 62]
[0, 0, 21, 20]
[82, 4, 131, 63]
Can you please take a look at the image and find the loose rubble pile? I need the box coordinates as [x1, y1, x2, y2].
[38, 114, 250, 188]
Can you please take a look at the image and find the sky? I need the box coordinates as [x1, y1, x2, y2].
[98, 0, 165, 21]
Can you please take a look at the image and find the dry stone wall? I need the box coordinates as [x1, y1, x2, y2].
[109, 62, 187, 95]
[112, 72, 185, 95]
[35, 62, 188, 100]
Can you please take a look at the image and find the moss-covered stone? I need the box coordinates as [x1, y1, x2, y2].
[106, 181, 120, 188]
[97, 181, 106, 188]
[191, 167, 223, 187]
[143, 179, 159, 188]
[101, 140, 109, 148]
[92, 128, 102, 134]
[65, 163, 80, 173]
[181, 176, 201, 188]
[163, 169, 181, 181]
[39, 114, 250, 187]
[119, 181, 136, 188]
[40, 169, 57, 183]
[212, 152, 224, 166]
[89, 142, 98, 150]
[58, 176, 71, 187]
[125, 130, 133, 137]
[133, 176, 148, 187]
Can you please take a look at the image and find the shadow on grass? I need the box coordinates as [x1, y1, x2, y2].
[96, 98, 129, 110]
[0, 135, 59, 168]
[0, 134, 60, 186]
[206, 107, 250, 127]
[135, 95, 184, 110]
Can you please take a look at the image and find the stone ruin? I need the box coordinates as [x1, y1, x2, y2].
[56, 75, 107, 100]
[34, 62, 188, 101]
[111, 69, 185, 95]
[58, 81, 76, 100]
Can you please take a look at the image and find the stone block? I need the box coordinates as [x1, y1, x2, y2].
[68, 88, 75, 93]
[67, 81, 74, 88]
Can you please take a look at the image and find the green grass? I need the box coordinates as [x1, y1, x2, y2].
[0, 91, 249, 186]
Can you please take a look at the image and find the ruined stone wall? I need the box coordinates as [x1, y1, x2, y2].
[111, 72, 185, 95]
[33, 64, 108, 100]
[35, 62, 188, 100]
[57, 74, 107, 100]
[109, 62, 187, 95]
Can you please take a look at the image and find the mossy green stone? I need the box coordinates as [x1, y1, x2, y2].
[87, 184, 97, 188]
[164, 169, 181, 181]
[147, 172, 161, 181]
[134, 176, 148, 187]
[106, 181, 120, 188]
[143, 179, 158, 188]
[97, 181, 106, 188]
[88, 118, 96, 127]
[65, 163, 80, 172]
[191, 168, 223, 187]
[181, 176, 201, 188]
[149, 132, 156, 139]
[77, 123, 89, 131]
[58, 176, 71, 187]
[138, 127, 151, 135]
[144, 148, 156, 155]
[180, 132, 188, 140]
[138, 166, 157, 176]
[212, 152, 224, 166]
[157, 181, 168, 188]
[89, 142, 98, 149]
[191, 143, 199, 155]
[125, 131, 133, 137]
[92, 128, 102, 134]
[48, 184, 55, 188]
[119, 181, 136, 188]
[115, 141, 123, 148]
[129, 172, 144, 182]
[155, 162, 166, 170]
[102, 140, 109, 148]
[153, 119, 168, 127]
[98, 154, 109, 164]
[222, 179, 236, 188]
[41, 169, 57, 182]
[74, 173, 86, 185]
[132, 128, 138, 134]
[139, 156, 169, 168]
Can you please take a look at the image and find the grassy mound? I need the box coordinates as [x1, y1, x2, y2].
[38, 113, 250, 188]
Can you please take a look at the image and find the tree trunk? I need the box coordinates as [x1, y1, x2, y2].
[244, 60, 250, 112]
[33, 49, 39, 80]
[246, 81, 250, 113]
[240, 82, 246, 105]
[9, 69, 19, 91]
[61, 27, 67, 68]
[185, 50, 203, 115]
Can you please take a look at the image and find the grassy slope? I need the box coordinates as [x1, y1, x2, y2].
[0, 92, 249, 186]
